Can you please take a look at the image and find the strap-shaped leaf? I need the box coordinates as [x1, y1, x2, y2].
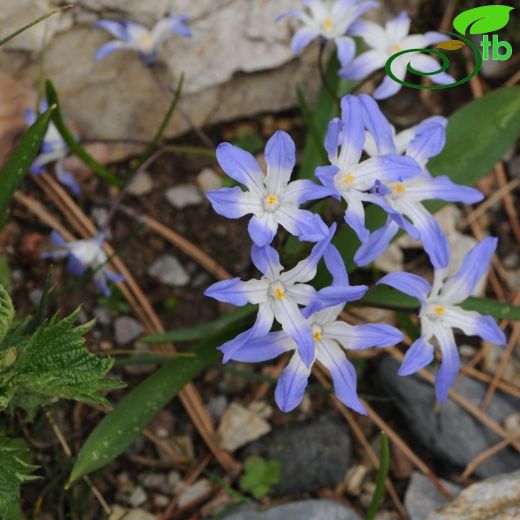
[0, 284, 13, 345]
[0, 105, 54, 227]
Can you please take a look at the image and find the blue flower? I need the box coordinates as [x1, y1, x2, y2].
[315, 94, 421, 242]
[94, 15, 191, 65]
[219, 245, 403, 414]
[377, 237, 506, 403]
[207, 130, 332, 246]
[277, 0, 378, 66]
[25, 101, 80, 196]
[205, 226, 367, 367]
[353, 104, 483, 269]
[339, 11, 453, 99]
[42, 231, 124, 296]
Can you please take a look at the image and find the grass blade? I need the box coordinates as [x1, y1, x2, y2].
[0, 105, 55, 227]
[364, 431, 390, 520]
[45, 80, 121, 188]
[0, 5, 73, 47]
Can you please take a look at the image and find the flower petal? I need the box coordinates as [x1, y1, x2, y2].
[324, 118, 343, 162]
[291, 26, 319, 53]
[206, 187, 261, 219]
[275, 353, 311, 412]
[317, 339, 366, 414]
[402, 176, 483, 204]
[305, 284, 368, 316]
[316, 165, 341, 197]
[406, 116, 447, 167]
[339, 50, 387, 81]
[151, 15, 192, 45]
[409, 54, 455, 85]
[377, 271, 432, 303]
[354, 217, 399, 267]
[358, 94, 396, 155]
[337, 95, 365, 170]
[265, 130, 296, 193]
[441, 307, 506, 345]
[204, 278, 268, 306]
[272, 297, 314, 367]
[248, 213, 278, 246]
[95, 40, 128, 60]
[398, 336, 435, 375]
[276, 206, 329, 243]
[224, 330, 292, 363]
[385, 11, 410, 41]
[344, 193, 369, 242]
[335, 36, 356, 67]
[282, 179, 333, 204]
[326, 321, 403, 350]
[373, 60, 407, 99]
[440, 237, 497, 304]
[324, 244, 349, 286]
[216, 143, 265, 194]
[431, 321, 460, 403]
[250, 244, 283, 279]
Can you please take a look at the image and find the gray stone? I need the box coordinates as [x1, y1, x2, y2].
[147, 254, 190, 287]
[93, 306, 111, 326]
[378, 357, 520, 478]
[222, 500, 361, 520]
[165, 184, 203, 210]
[509, 155, 520, 178]
[197, 167, 222, 192]
[128, 486, 147, 507]
[128, 171, 153, 196]
[114, 316, 144, 346]
[427, 470, 520, 520]
[405, 472, 460, 520]
[0, 1, 322, 159]
[109, 506, 155, 520]
[244, 416, 352, 495]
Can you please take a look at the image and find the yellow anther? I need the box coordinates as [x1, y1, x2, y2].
[273, 287, 285, 300]
[323, 18, 334, 31]
[340, 173, 355, 187]
[393, 183, 405, 194]
[139, 34, 154, 51]
[434, 305, 446, 316]
[313, 330, 322, 342]
[265, 194, 279, 207]
[390, 43, 401, 53]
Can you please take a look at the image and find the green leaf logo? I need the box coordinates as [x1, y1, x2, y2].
[435, 39, 466, 51]
[453, 5, 514, 35]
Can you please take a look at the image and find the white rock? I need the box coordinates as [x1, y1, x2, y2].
[128, 171, 153, 196]
[109, 505, 155, 520]
[177, 479, 212, 509]
[427, 470, 520, 519]
[197, 167, 222, 192]
[128, 486, 147, 507]
[166, 184, 203, 209]
[217, 402, 271, 452]
[114, 316, 144, 346]
[147, 254, 190, 287]
[405, 472, 460, 520]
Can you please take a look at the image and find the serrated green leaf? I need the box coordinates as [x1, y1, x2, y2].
[0, 259, 11, 294]
[331, 86, 520, 272]
[0, 285, 14, 345]
[45, 80, 121, 188]
[0, 106, 54, 227]
[239, 456, 282, 499]
[453, 5, 514, 35]
[0, 436, 38, 513]
[3, 308, 123, 413]
[68, 319, 244, 485]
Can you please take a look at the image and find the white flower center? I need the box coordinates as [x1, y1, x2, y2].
[269, 282, 286, 300]
[336, 172, 356, 191]
[311, 324, 323, 342]
[263, 193, 280, 212]
[423, 303, 446, 319]
[139, 34, 154, 53]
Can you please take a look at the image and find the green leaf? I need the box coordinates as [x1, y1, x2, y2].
[364, 431, 389, 520]
[0, 106, 54, 227]
[0, 259, 11, 294]
[0, 436, 39, 514]
[141, 305, 256, 344]
[239, 456, 282, 499]
[332, 86, 520, 271]
[68, 320, 243, 485]
[0, 5, 72, 47]
[453, 5, 514, 35]
[0, 285, 14, 345]
[355, 285, 520, 321]
[2, 308, 123, 413]
[45, 80, 121, 188]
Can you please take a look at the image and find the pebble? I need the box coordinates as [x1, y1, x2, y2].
[177, 479, 212, 508]
[29, 289, 43, 306]
[147, 254, 190, 287]
[114, 316, 144, 346]
[152, 495, 170, 508]
[165, 184, 203, 209]
[427, 469, 520, 519]
[207, 395, 228, 424]
[197, 167, 222, 192]
[217, 402, 271, 452]
[344, 464, 369, 496]
[404, 472, 460, 520]
[378, 357, 520, 478]
[109, 506, 155, 520]
[128, 486, 147, 507]
[93, 306, 111, 326]
[142, 473, 166, 491]
[244, 416, 352, 495]
[221, 499, 361, 520]
[128, 171, 153, 196]
[509, 155, 520, 178]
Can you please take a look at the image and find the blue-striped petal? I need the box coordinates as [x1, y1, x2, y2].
[377, 271, 432, 303]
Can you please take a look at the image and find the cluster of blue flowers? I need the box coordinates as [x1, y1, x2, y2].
[204, 93, 505, 411]
[39, 2, 507, 412]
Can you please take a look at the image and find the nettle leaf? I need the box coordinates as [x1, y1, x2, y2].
[0, 284, 13, 345]
[5, 308, 123, 412]
[435, 39, 466, 51]
[239, 456, 282, 499]
[0, 436, 38, 514]
[453, 5, 514, 35]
